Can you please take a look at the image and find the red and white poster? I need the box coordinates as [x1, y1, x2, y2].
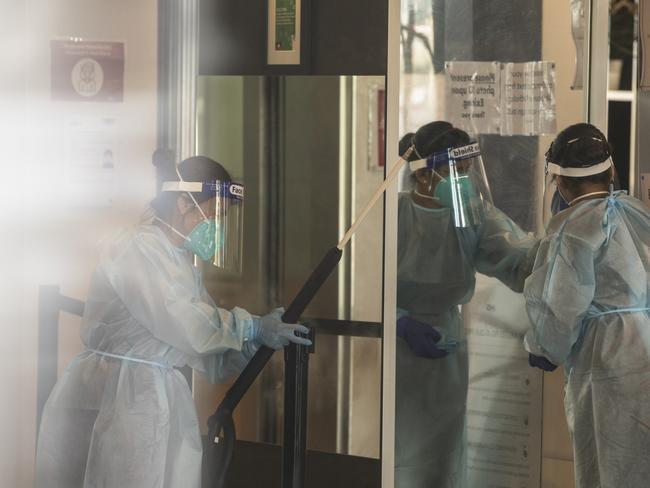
[51, 40, 124, 102]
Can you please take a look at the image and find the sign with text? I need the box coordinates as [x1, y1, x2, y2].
[65, 117, 116, 207]
[464, 276, 543, 488]
[445, 61, 556, 137]
[275, 0, 297, 51]
[445, 61, 502, 135]
[501, 61, 557, 136]
[267, 0, 301, 65]
[51, 40, 124, 102]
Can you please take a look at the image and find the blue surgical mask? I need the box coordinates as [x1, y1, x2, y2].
[184, 219, 218, 261]
[550, 189, 570, 216]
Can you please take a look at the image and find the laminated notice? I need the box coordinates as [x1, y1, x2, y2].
[445, 61, 557, 137]
[501, 61, 557, 136]
[464, 277, 543, 488]
[445, 61, 501, 135]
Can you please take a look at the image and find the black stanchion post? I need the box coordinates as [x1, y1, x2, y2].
[281, 329, 313, 488]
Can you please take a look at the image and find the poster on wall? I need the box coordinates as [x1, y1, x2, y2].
[51, 39, 125, 102]
[65, 117, 116, 207]
[445, 61, 502, 135]
[501, 61, 557, 136]
[267, 0, 301, 65]
[463, 276, 543, 488]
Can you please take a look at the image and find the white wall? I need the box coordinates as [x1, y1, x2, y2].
[1, 1, 157, 486]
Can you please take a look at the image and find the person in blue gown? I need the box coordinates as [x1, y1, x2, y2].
[35, 156, 310, 488]
[395, 123, 539, 487]
[524, 123, 650, 488]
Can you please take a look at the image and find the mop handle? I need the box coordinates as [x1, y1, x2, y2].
[337, 146, 413, 250]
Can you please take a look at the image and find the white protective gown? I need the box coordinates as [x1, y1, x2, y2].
[395, 192, 538, 488]
[524, 193, 650, 488]
[35, 224, 259, 488]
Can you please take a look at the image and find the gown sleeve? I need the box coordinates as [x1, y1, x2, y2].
[102, 229, 260, 382]
[522, 232, 596, 365]
[473, 206, 541, 292]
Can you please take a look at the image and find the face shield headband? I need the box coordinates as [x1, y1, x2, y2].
[408, 142, 481, 173]
[544, 135, 613, 177]
[158, 180, 245, 270]
[161, 180, 244, 203]
[409, 142, 492, 228]
[545, 157, 613, 177]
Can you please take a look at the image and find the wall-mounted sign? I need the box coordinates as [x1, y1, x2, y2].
[464, 277, 543, 488]
[51, 40, 124, 102]
[65, 117, 117, 207]
[501, 61, 557, 136]
[445, 61, 557, 136]
[267, 0, 301, 65]
[445, 61, 502, 135]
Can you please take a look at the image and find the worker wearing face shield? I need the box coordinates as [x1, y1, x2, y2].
[395, 122, 540, 487]
[34, 156, 310, 488]
[524, 123, 650, 488]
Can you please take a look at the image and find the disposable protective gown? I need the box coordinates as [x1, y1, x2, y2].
[524, 193, 650, 488]
[35, 225, 259, 488]
[395, 193, 538, 487]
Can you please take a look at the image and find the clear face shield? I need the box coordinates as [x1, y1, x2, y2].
[211, 180, 244, 273]
[411, 142, 493, 228]
[160, 179, 245, 273]
[543, 174, 568, 224]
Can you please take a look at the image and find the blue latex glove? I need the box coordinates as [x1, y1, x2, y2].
[528, 353, 557, 372]
[254, 309, 312, 350]
[397, 317, 448, 359]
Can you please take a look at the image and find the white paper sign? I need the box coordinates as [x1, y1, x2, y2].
[501, 61, 557, 136]
[464, 276, 543, 488]
[65, 117, 116, 207]
[445, 61, 557, 137]
[445, 61, 501, 135]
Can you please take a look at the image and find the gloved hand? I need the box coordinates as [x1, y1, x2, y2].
[528, 353, 557, 372]
[254, 309, 312, 350]
[397, 317, 448, 359]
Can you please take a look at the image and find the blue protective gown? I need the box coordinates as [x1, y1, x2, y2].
[524, 192, 650, 488]
[395, 192, 539, 487]
[35, 224, 260, 488]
